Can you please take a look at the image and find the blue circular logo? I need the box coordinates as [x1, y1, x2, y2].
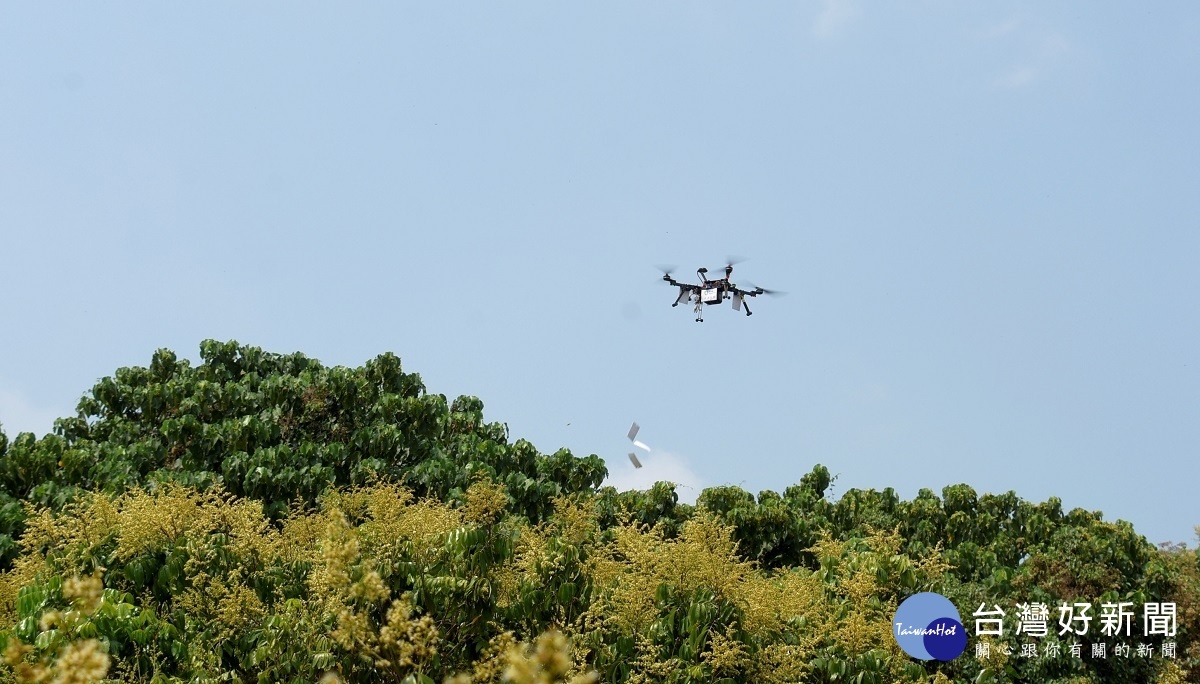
[893, 592, 967, 661]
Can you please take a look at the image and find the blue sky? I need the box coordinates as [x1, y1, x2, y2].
[1, 2, 1197, 545]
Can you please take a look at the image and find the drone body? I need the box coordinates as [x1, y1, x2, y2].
[661, 263, 779, 322]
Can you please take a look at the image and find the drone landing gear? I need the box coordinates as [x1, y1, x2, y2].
[732, 292, 753, 317]
[694, 297, 704, 322]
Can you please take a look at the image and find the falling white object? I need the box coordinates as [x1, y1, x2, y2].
[627, 422, 651, 468]
[628, 423, 651, 452]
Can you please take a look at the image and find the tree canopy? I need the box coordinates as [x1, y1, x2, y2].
[0, 341, 1194, 683]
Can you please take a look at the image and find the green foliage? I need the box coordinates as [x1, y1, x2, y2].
[0, 341, 607, 568]
[0, 342, 1192, 683]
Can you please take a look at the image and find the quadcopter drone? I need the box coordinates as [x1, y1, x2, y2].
[661, 262, 781, 322]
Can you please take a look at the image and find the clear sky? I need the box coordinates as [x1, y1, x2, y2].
[2, 3, 1197, 545]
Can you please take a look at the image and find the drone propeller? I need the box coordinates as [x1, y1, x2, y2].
[655, 264, 678, 279]
[745, 282, 787, 296]
[719, 256, 745, 279]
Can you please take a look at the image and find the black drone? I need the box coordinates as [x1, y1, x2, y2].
[661, 262, 781, 322]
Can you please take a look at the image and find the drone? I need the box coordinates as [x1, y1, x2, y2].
[661, 262, 781, 322]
